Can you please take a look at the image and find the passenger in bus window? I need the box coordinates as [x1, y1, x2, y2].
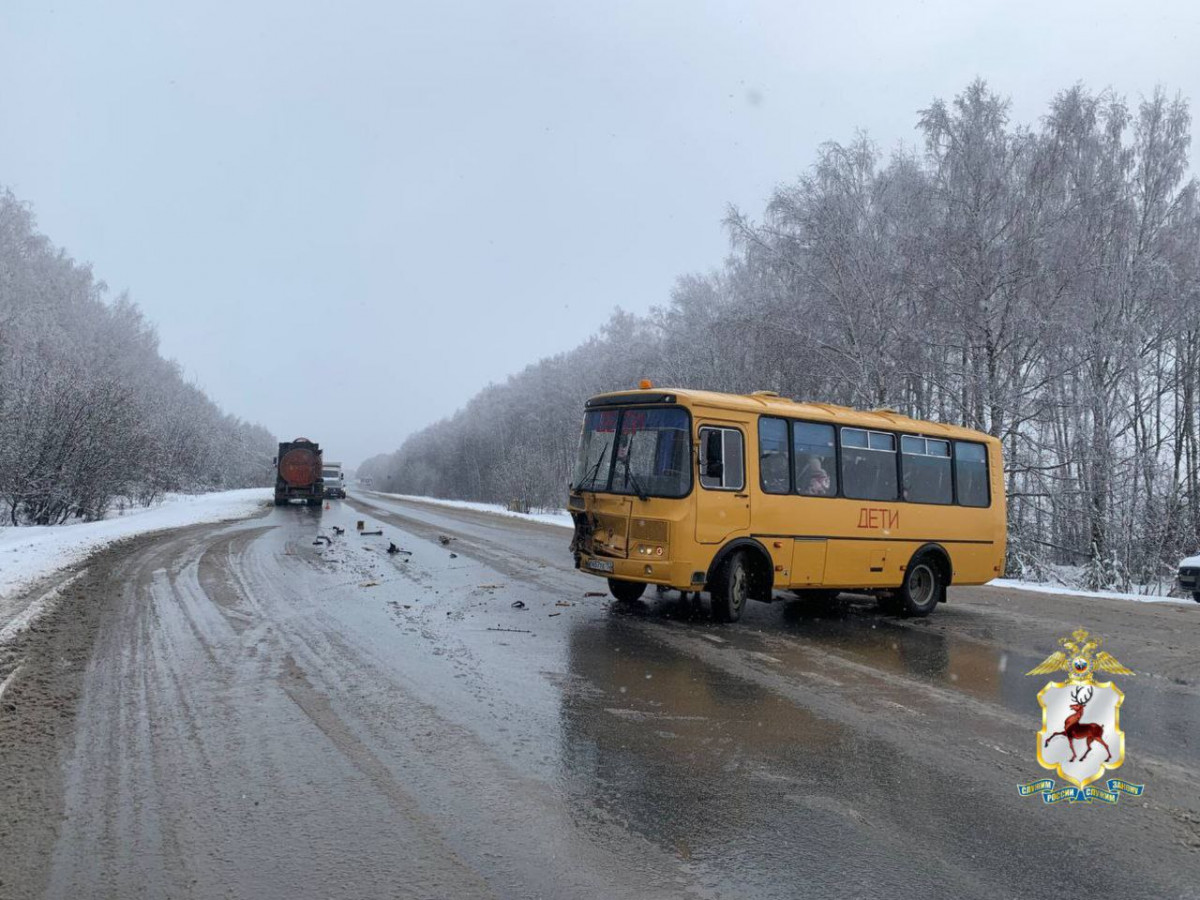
[798, 455, 831, 496]
[761, 451, 789, 493]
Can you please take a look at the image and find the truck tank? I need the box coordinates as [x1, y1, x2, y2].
[274, 438, 324, 506]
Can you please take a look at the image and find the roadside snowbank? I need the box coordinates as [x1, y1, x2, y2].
[986, 578, 1194, 606]
[0, 489, 271, 610]
[367, 491, 573, 529]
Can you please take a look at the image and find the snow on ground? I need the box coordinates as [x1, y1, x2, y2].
[368, 491, 574, 529]
[986, 578, 1194, 605]
[0, 489, 271, 632]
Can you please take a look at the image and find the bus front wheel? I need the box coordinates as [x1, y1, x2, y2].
[711, 551, 749, 623]
[608, 578, 645, 603]
[898, 555, 942, 617]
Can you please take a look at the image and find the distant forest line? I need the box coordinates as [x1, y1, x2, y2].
[0, 189, 276, 525]
[359, 80, 1200, 592]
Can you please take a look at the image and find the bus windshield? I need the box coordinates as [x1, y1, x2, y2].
[573, 407, 691, 498]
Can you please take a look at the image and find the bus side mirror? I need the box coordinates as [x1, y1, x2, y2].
[703, 431, 723, 479]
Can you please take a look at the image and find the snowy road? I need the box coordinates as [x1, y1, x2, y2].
[2, 491, 1199, 899]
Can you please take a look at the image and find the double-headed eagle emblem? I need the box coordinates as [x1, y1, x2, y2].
[1025, 628, 1134, 792]
[1026, 628, 1133, 684]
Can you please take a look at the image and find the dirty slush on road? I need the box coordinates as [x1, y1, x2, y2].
[0, 525, 234, 900]
[1, 495, 1199, 899]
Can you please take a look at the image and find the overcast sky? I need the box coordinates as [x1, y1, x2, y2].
[2, 0, 1198, 466]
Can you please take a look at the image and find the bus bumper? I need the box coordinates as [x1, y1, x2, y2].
[577, 554, 699, 590]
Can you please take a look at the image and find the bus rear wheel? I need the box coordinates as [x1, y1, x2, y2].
[898, 555, 942, 617]
[1193, 592, 1200, 604]
[607, 578, 645, 603]
[711, 551, 749, 623]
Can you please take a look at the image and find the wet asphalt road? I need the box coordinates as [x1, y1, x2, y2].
[4, 491, 1200, 899]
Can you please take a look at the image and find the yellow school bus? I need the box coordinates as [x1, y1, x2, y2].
[568, 385, 1005, 621]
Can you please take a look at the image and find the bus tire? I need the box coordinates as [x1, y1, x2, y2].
[898, 554, 942, 617]
[1193, 592, 1200, 604]
[711, 551, 749, 623]
[608, 578, 645, 603]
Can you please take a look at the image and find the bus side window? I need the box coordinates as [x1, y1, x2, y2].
[758, 417, 790, 494]
[954, 441, 990, 507]
[841, 428, 898, 501]
[900, 436, 952, 504]
[699, 426, 745, 491]
[794, 422, 837, 496]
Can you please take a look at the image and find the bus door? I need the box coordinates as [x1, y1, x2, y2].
[695, 423, 750, 543]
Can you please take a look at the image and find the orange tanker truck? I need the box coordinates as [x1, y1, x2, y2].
[273, 438, 325, 506]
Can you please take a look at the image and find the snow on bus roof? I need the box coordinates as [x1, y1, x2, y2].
[587, 388, 996, 442]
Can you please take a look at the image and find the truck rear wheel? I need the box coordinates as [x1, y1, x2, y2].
[608, 578, 645, 603]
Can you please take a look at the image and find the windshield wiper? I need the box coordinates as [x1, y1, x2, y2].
[574, 441, 609, 491]
[619, 434, 649, 501]
[621, 456, 649, 501]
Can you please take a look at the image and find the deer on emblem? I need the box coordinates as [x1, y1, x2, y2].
[1044, 686, 1112, 762]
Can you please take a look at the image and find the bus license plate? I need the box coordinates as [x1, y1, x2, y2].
[586, 559, 614, 573]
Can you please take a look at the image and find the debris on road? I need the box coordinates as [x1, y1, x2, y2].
[359, 580, 380, 588]
[584, 591, 606, 597]
[360, 529, 383, 536]
[356, 520, 365, 530]
[548, 611, 562, 617]
[312, 535, 332, 546]
[438, 534, 453, 545]
[555, 600, 573, 607]
[486, 627, 532, 633]
[332, 526, 345, 536]
[386, 542, 411, 555]
[449, 552, 458, 558]
[511, 600, 526, 609]
[479, 584, 504, 590]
